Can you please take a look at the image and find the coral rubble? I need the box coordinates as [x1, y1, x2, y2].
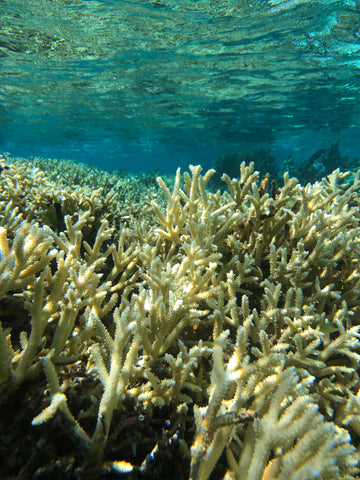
[0, 154, 360, 479]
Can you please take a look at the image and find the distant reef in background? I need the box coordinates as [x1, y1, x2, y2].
[211, 140, 360, 189]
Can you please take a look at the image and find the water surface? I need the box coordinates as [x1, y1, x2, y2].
[1, 0, 359, 172]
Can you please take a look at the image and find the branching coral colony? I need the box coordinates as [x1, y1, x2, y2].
[0, 154, 360, 479]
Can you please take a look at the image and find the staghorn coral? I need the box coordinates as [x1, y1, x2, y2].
[211, 148, 279, 189]
[1, 156, 360, 479]
[5, 153, 169, 226]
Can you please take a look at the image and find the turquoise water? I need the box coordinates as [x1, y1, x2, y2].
[1, 0, 360, 173]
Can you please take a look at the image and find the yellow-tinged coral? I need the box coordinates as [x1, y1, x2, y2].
[1, 155, 360, 479]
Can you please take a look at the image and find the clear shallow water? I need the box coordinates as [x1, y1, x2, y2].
[1, 0, 360, 173]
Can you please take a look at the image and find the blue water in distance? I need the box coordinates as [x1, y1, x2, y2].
[1, 0, 359, 174]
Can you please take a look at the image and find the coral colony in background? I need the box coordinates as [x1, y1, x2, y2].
[1, 151, 360, 479]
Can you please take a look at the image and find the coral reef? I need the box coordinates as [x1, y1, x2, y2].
[1, 154, 360, 479]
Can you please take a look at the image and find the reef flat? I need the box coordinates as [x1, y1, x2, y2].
[0, 154, 360, 479]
